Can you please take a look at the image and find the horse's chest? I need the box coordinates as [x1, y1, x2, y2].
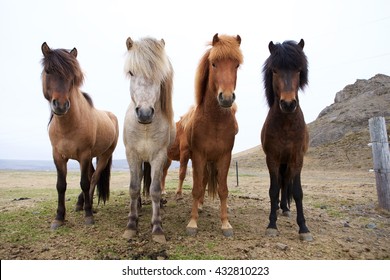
[192, 120, 235, 154]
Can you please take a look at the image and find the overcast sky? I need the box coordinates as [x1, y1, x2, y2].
[0, 0, 389, 160]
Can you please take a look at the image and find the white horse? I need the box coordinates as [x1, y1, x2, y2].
[122, 37, 175, 243]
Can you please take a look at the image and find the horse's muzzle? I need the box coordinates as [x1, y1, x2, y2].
[136, 107, 154, 124]
[218, 92, 236, 108]
[279, 99, 297, 113]
[51, 99, 70, 116]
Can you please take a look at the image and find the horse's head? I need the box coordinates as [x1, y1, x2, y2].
[206, 33, 243, 108]
[263, 39, 308, 113]
[124, 37, 173, 124]
[41, 42, 83, 116]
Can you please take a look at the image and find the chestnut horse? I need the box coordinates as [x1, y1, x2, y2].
[163, 106, 194, 199]
[261, 39, 313, 241]
[41, 42, 119, 229]
[185, 34, 243, 237]
[163, 103, 238, 203]
[123, 37, 175, 243]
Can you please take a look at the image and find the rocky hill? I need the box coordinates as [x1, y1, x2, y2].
[233, 74, 390, 171]
[308, 74, 390, 147]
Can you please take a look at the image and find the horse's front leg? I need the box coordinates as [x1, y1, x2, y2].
[149, 155, 167, 243]
[51, 154, 68, 230]
[123, 159, 142, 239]
[80, 159, 94, 225]
[292, 173, 313, 241]
[266, 170, 280, 237]
[186, 153, 206, 236]
[217, 155, 233, 237]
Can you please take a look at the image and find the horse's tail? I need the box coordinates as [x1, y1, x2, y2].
[143, 162, 152, 196]
[97, 156, 112, 204]
[207, 162, 218, 199]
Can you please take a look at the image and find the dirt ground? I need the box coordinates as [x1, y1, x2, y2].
[1, 149, 390, 260]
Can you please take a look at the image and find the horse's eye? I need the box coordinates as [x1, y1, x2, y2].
[236, 64, 239, 69]
[128, 71, 134, 76]
[212, 63, 216, 68]
[272, 69, 277, 74]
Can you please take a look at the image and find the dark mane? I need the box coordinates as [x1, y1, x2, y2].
[262, 40, 308, 107]
[82, 92, 94, 107]
[41, 48, 84, 87]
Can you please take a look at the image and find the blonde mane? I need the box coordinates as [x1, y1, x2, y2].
[124, 37, 174, 125]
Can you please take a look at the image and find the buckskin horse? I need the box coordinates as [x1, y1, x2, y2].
[41, 42, 119, 230]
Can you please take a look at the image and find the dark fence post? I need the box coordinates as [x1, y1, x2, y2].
[369, 116, 390, 211]
[235, 161, 239, 187]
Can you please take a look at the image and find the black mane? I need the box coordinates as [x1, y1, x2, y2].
[262, 40, 308, 107]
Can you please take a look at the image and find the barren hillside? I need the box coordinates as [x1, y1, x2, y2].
[233, 74, 390, 171]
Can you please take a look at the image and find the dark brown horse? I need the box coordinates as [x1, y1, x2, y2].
[185, 34, 243, 237]
[261, 39, 313, 241]
[41, 43, 119, 229]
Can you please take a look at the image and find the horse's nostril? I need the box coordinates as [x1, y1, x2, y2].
[218, 92, 223, 101]
[232, 93, 236, 101]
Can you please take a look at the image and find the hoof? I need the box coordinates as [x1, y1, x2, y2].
[299, 232, 313, 241]
[282, 211, 291, 217]
[123, 229, 137, 240]
[186, 227, 198, 236]
[222, 228, 234, 237]
[266, 228, 279, 237]
[75, 204, 83, 212]
[85, 216, 95, 225]
[175, 193, 183, 201]
[50, 220, 64, 230]
[152, 234, 167, 244]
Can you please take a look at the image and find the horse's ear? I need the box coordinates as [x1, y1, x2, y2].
[41, 42, 51, 57]
[268, 41, 276, 53]
[298, 39, 304, 49]
[236, 35, 241, 45]
[70, 47, 78, 57]
[212, 33, 219, 45]
[126, 37, 133, 50]
[161, 38, 165, 47]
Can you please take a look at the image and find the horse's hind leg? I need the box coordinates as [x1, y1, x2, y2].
[79, 159, 94, 225]
[161, 159, 171, 195]
[280, 183, 291, 217]
[176, 151, 190, 200]
[292, 173, 313, 241]
[75, 163, 95, 211]
[51, 156, 68, 230]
